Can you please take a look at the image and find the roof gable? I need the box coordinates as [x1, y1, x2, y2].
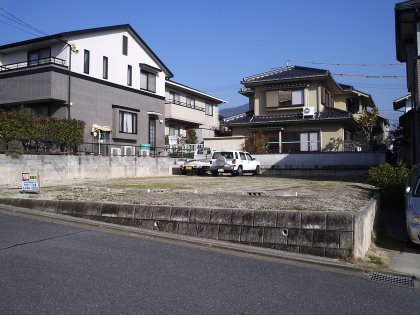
[0, 24, 173, 78]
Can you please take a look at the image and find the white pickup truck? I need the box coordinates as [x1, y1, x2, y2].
[180, 147, 214, 176]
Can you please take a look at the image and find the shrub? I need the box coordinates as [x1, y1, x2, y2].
[0, 138, 5, 153]
[368, 161, 412, 211]
[6, 140, 24, 159]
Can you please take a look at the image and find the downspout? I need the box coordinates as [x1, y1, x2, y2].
[67, 44, 72, 120]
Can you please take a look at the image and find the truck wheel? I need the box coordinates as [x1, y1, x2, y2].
[253, 166, 260, 175]
[235, 166, 243, 176]
[211, 171, 219, 177]
[181, 169, 187, 175]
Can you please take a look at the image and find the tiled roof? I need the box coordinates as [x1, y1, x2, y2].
[225, 107, 353, 126]
[242, 66, 330, 83]
[338, 83, 354, 91]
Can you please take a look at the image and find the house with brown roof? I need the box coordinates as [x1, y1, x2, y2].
[225, 65, 384, 153]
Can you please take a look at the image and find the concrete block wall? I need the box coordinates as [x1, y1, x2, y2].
[0, 154, 175, 186]
[0, 197, 379, 259]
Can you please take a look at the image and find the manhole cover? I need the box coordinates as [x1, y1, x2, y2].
[371, 272, 414, 287]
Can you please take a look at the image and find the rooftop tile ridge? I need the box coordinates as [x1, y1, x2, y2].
[242, 66, 292, 82]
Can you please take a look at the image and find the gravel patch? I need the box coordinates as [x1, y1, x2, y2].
[0, 175, 375, 212]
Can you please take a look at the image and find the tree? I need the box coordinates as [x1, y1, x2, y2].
[244, 131, 268, 154]
[357, 107, 379, 150]
[186, 129, 198, 144]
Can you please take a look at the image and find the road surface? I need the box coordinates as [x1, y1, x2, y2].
[0, 211, 419, 314]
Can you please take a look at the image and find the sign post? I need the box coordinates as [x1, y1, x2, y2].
[21, 172, 40, 193]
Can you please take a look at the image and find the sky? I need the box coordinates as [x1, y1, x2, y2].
[0, 0, 407, 126]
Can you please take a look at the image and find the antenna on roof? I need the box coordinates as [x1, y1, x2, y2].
[286, 60, 290, 67]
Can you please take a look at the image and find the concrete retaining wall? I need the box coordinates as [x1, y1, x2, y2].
[0, 154, 175, 186]
[254, 152, 385, 169]
[0, 194, 380, 259]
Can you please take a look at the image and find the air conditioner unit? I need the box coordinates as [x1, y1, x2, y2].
[122, 146, 136, 156]
[303, 106, 315, 117]
[111, 147, 121, 156]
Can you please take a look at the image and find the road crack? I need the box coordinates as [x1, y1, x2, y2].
[0, 230, 87, 251]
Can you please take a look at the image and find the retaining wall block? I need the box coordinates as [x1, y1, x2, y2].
[286, 229, 313, 246]
[263, 227, 287, 245]
[218, 225, 241, 242]
[18, 199, 37, 210]
[170, 207, 190, 222]
[40, 199, 59, 213]
[231, 209, 254, 226]
[101, 203, 120, 216]
[300, 246, 326, 257]
[151, 206, 171, 221]
[137, 219, 154, 230]
[301, 212, 327, 230]
[326, 213, 353, 231]
[254, 211, 277, 227]
[177, 223, 198, 237]
[197, 224, 219, 240]
[313, 230, 340, 248]
[82, 201, 102, 216]
[133, 205, 153, 220]
[117, 205, 135, 219]
[325, 248, 351, 259]
[275, 244, 300, 253]
[161, 221, 178, 234]
[277, 211, 301, 228]
[240, 226, 264, 243]
[189, 208, 211, 224]
[57, 200, 85, 215]
[339, 232, 354, 249]
[210, 209, 232, 225]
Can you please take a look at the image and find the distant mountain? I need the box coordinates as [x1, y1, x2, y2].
[220, 103, 249, 118]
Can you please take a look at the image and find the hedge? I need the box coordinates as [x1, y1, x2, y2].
[0, 112, 85, 150]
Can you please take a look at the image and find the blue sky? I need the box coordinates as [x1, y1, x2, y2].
[0, 0, 406, 125]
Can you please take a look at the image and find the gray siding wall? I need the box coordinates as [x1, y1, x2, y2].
[0, 68, 165, 147]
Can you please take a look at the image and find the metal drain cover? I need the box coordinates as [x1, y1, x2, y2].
[371, 272, 414, 287]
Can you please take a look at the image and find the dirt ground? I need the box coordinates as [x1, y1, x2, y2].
[0, 174, 375, 212]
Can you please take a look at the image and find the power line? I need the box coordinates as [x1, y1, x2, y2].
[0, 19, 41, 37]
[287, 60, 403, 67]
[0, 6, 48, 37]
[332, 73, 406, 79]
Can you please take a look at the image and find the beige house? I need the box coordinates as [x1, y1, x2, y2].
[225, 66, 379, 152]
[165, 80, 225, 144]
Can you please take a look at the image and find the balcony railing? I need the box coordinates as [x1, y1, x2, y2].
[0, 57, 67, 72]
[165, 99, 205, 112]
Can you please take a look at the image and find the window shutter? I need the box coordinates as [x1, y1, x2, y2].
[321, 87, 326, 105]
[266, 90, 279, 107]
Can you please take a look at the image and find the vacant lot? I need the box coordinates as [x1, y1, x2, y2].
[1, 174, 375, 212]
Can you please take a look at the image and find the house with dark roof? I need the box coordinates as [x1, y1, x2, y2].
[0, 24, 223, 155]
[225, 65, 381, 153]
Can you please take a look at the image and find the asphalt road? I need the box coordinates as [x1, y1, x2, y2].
[0, 212, 419, 315]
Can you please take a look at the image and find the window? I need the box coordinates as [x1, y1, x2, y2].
[346, 97, 359, 113]
[169, 91, 180, 104]
[122, 35, 128, 55]
[266, 89, 303, 107]
[103, 56, 108, 79]
[119, 111, 137, 134]
[84, 49, 90, 74]
[149, 117, 156, 148]
[292, 90, 304, 105]
[127, 65, 132, 86]
[300, 132, 319, 151]
[205, 103, 214, 116]
[28, 47, 51, 66]
[169, 125, 180, 136]
[140, 70, 156, 92]
[186, 96, 195, 108]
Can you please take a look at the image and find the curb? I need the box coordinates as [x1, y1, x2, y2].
[0, 204, 363, 274]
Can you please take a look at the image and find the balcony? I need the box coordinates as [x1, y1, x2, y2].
[165, 98, 205, 112]
[0, 57, 67, 72]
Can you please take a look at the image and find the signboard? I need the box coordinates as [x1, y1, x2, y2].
[21, 172, 40, 193]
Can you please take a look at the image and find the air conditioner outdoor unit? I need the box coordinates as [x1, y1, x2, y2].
[303, 106, 315, 117]
[111, 147, 121, 156]
[122, 146, 135, 156]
